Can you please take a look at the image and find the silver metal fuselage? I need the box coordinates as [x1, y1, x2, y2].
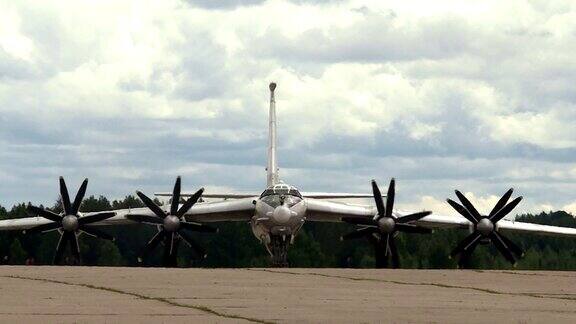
[250, 185, 306, 247]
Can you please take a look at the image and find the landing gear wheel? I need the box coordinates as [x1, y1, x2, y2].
[270, 235, 289, 267]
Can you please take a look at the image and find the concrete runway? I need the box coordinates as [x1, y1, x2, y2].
[0, 267, 575, 323]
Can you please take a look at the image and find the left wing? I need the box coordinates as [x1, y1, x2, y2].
[305, 198, 375, 222]
[305, 198, 576, 238]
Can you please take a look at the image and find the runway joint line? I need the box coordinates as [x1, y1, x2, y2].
[2, 274, 274, 324]
[246, 269, 576, 302]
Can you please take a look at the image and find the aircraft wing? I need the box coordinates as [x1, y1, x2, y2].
[305, 198, 375, 222]
[305, 199, 576, 238]
[183, 197, 256, 222]
[119, 198, 253, 223]
[155, 192, 258, 199]
[411, 213, 576, 237]
[0, 198, 257, 231]
[301, 192, 378, 199]
[157, 192, 378, 199]
[108, 197, 256, 224]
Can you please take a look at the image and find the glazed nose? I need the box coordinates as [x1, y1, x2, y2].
[272, 205, 292, 224]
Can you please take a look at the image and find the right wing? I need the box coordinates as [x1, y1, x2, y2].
[155, 192, 258, 199]
[0, 197, 257, 231]
[102, 197, 257, 224]
[184, 197, 256, 222]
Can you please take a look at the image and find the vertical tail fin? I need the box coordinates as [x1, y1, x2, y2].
[266, 82, 279, 186]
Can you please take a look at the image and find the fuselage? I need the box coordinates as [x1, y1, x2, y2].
[250, 183, 306, 247]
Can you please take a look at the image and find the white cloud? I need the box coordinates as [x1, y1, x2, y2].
[0, 4, 34, 61]
[1, 0, 576, 216]
[563, 202, 576, 216]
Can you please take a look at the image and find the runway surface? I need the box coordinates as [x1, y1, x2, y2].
[0, 267, 575, 323]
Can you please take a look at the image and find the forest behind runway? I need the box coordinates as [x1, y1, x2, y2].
[0, 266, 576, 323]
[1, 195, 576, 269]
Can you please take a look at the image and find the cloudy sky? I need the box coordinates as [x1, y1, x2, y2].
[1, 0, 575, 216]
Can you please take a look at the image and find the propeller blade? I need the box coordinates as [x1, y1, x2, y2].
[396, 211, 432, 224]
[168, 232, 175, 256]
[180, 222, 218, 233]
[81, 226, 114, 241]
[450, 232, 482, 258]
[24, 221, 61, 235]
[59, 177, 72, 215]
[171, 176, 181, 216]
[385, 178, 395, 219]
[459, 235, 483, 268]
[70, 178, 88, 215]
[388, 234, 400, 268]
[498, 232, 524, 258]
[78, 212, 116, 225]
[395, 223, 432, 234]
[490, 232, 516, 265]
[169, 237, 180, 266]
[371, 180, 386, 220]
[455, 190, 482, 221]
[178, 229, 207, 259]
[341, 217, 375, 226]
[382, 233, 391, 256]
[139, 230, 166, 262]
[375, 249, 388, 268]
[488, 188, 513, 217]
[176, 188, 205, 218]
[490, 196, 523, 223]
[446, 199, 478, 224]
[368, 235, 387, 268]
[28, 205, 62, 222]
[458, 248, 472, 269]
[53, 232, 71, 265]
[136, 191, 166, 219]
[69, 233, 81, 264]
[162, 233, 177, 267]
[340, 227, 377, 241]
[126, 214, 163, 225]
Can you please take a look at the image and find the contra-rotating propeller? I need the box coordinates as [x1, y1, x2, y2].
[447, 189, 524, 268]
[127, 176, 217, 267]
[25, 177, 116, 265]
[341, 179, 432, 268]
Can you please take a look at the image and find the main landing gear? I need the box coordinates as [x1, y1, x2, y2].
[269, 235, 289, 267]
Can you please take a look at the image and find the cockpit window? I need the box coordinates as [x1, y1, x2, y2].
[260, 185, 302, 198]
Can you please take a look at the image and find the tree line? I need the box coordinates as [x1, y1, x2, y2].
[1, 195, 575, 269]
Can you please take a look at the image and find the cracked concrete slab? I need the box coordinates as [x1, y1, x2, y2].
[0, 266, 575, 323]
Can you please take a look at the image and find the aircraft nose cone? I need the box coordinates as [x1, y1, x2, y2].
[272, 205, 292, 224]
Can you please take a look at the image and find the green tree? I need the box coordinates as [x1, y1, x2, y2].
[98, 241, 123, 266]
[9, 239, 27, 264]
